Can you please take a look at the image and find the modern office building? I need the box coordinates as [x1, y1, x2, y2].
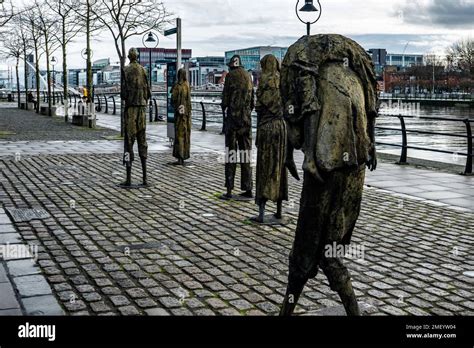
[137, 47, 192, 84]
[93, 58, 110, 71]
[386, 53, 424, 69]
[368, 48, 424, 75]
[224, 46, 288, 72]
[68, 69, 84, 87]
[188, 56, 227, 87]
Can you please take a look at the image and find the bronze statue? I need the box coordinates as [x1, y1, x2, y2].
[279, 34, 378, 316]
[171, 68, 192, 166]
[120, 47, 151, 187]
[253, 55, 298, 223]
[221, 55, 255, 200]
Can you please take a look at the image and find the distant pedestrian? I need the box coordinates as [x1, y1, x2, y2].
[27, 92, 37, 111]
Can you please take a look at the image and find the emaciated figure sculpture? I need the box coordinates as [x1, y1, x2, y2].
[279, 34, 378, 316]
[253, 55, 298, 223]
[120, 47, 151, 187]
[171, 68, 192, 165]
[221, 55, 255, 200]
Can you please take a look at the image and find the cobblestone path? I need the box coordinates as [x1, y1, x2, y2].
[0, 107, 119, 141]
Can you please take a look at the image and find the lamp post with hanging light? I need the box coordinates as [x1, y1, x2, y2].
[51, 56, 57, 106]
[143, 32, 159, 122]
[295, 0, 322, 36]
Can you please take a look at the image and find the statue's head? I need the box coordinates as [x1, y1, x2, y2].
[260, 54, 280, 75]
[177, 68, 187, 83]
[128, 48, 139, 62]
[228, 55, 243, 70]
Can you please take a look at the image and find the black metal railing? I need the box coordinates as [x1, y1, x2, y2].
[376, 114, 473, 175]
[380, 93, 473, 102]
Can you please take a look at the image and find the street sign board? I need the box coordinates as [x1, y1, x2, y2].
[164, 28, 177, 36]
[166, 62, 177, 140]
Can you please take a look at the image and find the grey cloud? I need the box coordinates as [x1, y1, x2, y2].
[397, 0, 474, 28]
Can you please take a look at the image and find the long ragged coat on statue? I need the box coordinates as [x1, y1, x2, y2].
[172, 69, 192, 162]
[279, 34, 378, 316]
[255, 54, 288, 205]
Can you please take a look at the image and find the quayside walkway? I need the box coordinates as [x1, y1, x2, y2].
[0, 105, 472, 316]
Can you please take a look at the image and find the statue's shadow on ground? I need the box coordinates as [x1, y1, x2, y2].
[248, 215, 290, 226]
[116, 183, 151, 190]
[165, 162, 196, 167]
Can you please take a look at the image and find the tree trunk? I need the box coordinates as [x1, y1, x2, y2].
[45, 34, 52, 117]
[120, 40, 126, 137]
[16, 57, 20, 109]
[34, 39, 41, 114]
[23, 50, 29, 111]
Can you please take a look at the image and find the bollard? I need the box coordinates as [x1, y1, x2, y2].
[60, 93, 64, 105]
[200, 101, 207, 131]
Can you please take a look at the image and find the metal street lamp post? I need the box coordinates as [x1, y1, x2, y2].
[51, 56, 57, 106]
[143, 32, 159, 123]
[296, 0, 322, 36]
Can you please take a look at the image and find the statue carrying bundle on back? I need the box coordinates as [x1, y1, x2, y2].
[280, 34, 378, 316]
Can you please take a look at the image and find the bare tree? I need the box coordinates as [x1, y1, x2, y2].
[35, 0, 60, 116]
[90, 0, 173, 135]
[10, 13, 34, 110]
[447, 38, 474, 74]
[47, 0, 83, 122]
[0, 28, 23, 107]
[424, 54, 445, 94]
[20, 17, 32, 110]
[24, 4, 45, 113]
[0, 0, 14, 27]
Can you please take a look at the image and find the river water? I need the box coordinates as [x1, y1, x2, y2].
[377, 105, 472, 166]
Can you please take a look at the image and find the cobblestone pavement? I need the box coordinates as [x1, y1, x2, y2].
[0, 107, 119, 141]
[0, 206, 64, 316]
[0, 152, 473, 316]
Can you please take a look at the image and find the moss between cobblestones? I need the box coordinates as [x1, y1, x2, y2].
[0, 130, 16, 137]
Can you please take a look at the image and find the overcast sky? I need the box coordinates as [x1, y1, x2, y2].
[1, 0, 474, 70]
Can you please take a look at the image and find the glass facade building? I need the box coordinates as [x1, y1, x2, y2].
[188, 56, 226, 87]
[224, 46, 288, 71]
[368, 48, 424, 75]
[137, 48, 192, 67]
